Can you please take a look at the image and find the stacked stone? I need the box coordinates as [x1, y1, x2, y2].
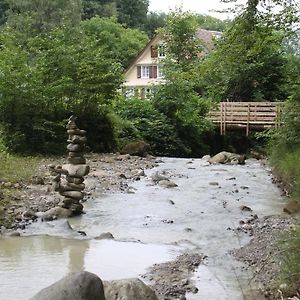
[49, 116, 90, 216]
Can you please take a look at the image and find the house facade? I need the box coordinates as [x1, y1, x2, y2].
[123, 29, 222, 99]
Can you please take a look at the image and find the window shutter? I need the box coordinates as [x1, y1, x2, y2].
[151, 45, 158, 58]
[153, 66, 157, 78]
[149, 66, 153, 78]
[137, 66, 141, 78]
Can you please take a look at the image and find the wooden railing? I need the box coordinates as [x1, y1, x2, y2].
[208, 102, 283, 135]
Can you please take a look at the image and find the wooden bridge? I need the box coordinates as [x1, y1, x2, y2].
[208, 102, 283, 135]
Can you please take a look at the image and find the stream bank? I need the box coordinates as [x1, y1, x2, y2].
[0, 154, 294, 299]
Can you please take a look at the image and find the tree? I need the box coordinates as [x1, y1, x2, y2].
[82, 0, 117, 20]
[116, 0, 149, 29]
[196, 14, 231, 32]
[143, 11, 167, 37]
[153, 9, 212, 157]
[0, 0, 9, 26]
[200, 0, 294, 101]
[81, 16, 148, 68]
[0, 24, 123, 153]
[5, 0, 82, 35]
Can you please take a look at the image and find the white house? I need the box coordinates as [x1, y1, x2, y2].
[123, 29, 222, 99]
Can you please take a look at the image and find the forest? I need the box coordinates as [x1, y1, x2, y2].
[0, 0, 300, 295]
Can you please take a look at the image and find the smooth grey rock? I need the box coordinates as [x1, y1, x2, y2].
[68, 157, 86, 165]
[208, 151, 246, 165]
[38, 207, 72, 219]
[151, 172, 169, 182]
[67, 143, 84, 152]
[104, 278, 158, 300]
[68, 135, 87, 144]
[62, 164, 90, 178]
[66, 176, 84, 184]
[69, 203, 84, 214]
[67, 129, 87, 136]
[61, 191, 84, 201]
[30, 271, 105, 300]
[158, 180, 177, 188]
[95, 232, 114, 240]
[66, 182, 85, 191]
[68, 151, 84, 158]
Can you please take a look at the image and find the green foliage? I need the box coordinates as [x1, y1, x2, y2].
[195, 14, 231, 32]
[201, 12, 288, 101]
[81, 16, 148, 68]
[269, 87, 300, 197]
[112, 97, 188, 156]
[116, 0, 149, 29]
[6, 0, 82, 35]
[82, 0, 117, 20]
[143, 11, 167, 37]
[0, 24, 122, 153]
[0, 0, 9, 26]
[152, 9, 213, 156]
[279, 228, 300, 296]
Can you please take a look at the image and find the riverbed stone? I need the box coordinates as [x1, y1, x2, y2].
[30, 271, 105, 300]
[66, 176, 84, 184]
[283, 199, 300, 214]
[67, 143, 84, 152]
[68, 157, 86, 165]
[66, 182, 85, 191]
[69, 203, 84, 214]
[68, 135, 87, 144]
[67, 129, 87, 136]
[158, 180, 178, 188]
[39, 207, 72, 219]
[62, 164, 90, 178]
[95, 232, 114, 240]
[104, 278, 158, 300]
[61, 191, 84, 201]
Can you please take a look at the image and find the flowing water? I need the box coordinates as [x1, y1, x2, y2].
[0, 158, 285, 300]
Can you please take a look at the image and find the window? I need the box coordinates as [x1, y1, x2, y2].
[125, 88, 134, 97]
[158, 44, 166, 58]
[141, 66, 150, 78]
[157, 66, 164, 78]
[137, 65, 158, 79]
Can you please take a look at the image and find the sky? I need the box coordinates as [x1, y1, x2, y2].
[148, 0, 241, 20]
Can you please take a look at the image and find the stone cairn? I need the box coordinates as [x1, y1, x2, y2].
[49, 116, 90, 215]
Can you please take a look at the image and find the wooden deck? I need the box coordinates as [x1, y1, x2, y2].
[208, 102, 283, 135]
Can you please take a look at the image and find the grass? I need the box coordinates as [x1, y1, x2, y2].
[0, 152, 41, 183]
[277, 228, 300, 297]
[270, 146, 300, 198]
[269, 145, 300, 297]
[0, 151, 42, 228]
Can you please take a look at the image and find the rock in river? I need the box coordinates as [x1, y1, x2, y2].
[104, 278, 158, 300]
[30, 271, 105, 300]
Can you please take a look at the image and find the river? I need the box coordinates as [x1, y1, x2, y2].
[0, 157, 285, 299]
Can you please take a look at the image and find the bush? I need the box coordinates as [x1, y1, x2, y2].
[113, 97, 188, 156]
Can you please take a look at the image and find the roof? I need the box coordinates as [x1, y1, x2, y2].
[125, 28, 222, 75]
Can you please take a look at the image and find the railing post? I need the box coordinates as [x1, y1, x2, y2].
[246, 103, 250, 136]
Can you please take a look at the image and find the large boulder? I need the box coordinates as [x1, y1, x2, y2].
[120, 141, 150, 157]
[103, 278, 158, 300]
[283, 199, 300, 214]
[208, 151, 246, 165]
[37, 207, 72, 219]
[30, 271, 105, 300]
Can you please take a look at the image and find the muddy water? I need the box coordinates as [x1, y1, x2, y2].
[0, 158, 285, 300]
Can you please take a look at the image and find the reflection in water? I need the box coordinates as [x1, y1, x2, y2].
[68, 239, 89, 273]
[0, 236, 176, 300]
